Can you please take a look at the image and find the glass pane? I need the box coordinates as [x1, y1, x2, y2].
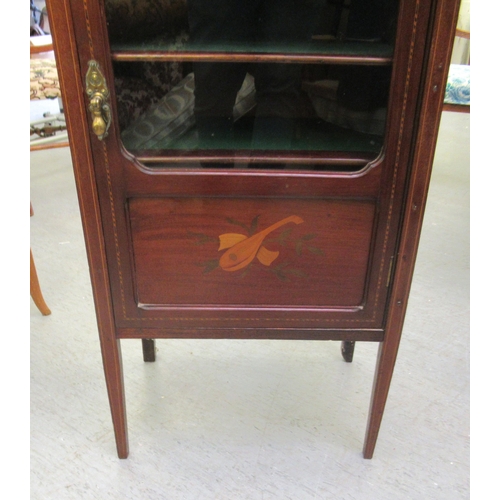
[105, 0, 399, 170]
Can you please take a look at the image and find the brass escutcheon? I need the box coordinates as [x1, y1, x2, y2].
[86, 60, 111, 140]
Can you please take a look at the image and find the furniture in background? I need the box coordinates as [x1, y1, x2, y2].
[30, 204, 51, 316]
[30, 0, 49, 36]
[30, 27, 64, 315]
[443, 28, 470, 113]
[30, 35, 69, 150]
[47, 0, 461, 459]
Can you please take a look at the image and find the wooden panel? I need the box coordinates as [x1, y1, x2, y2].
[129, 197, 376, 309]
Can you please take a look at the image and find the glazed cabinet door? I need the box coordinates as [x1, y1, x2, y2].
[63, 0, 435, 339]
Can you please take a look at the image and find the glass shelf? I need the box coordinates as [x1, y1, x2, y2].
[124, 120, 383, 154]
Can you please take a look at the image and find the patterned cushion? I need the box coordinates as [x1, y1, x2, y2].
[112, 31, 188, 129]
[444, 64, 470, 106]
[121, 72, 256, 150]
[30, 59, 60, 100]
[121, 73, 196, 149]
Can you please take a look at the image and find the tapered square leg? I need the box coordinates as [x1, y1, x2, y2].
[363, 337, 401, 459]
[100, 337, 129, 458]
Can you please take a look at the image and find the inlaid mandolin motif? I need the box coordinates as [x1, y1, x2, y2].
[190, 215, 323, 279]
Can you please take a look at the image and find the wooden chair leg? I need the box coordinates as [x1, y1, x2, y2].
[30, 248, 51, 315]
[341, 340, 355, 362]
[142, 339, 156, 362]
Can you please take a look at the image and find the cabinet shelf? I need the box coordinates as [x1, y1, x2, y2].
[133, 150, 378, 170]
[111, 40, 394, 65]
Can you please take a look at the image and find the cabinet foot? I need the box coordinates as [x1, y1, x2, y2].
[142, 339, 156, 362]
[341, 341, 355, 362]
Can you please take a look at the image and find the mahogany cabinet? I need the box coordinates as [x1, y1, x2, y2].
[47, 0, 460, 458]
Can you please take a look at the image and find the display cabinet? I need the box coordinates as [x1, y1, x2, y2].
[47, 0, 460, 458]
